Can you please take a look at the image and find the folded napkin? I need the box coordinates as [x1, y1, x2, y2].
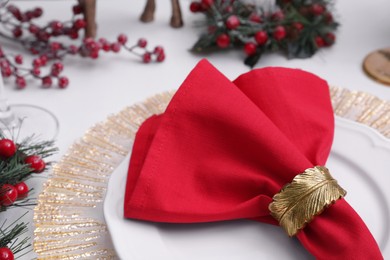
[124, 59, 383, 259]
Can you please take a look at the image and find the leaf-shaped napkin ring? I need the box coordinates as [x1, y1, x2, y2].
[269, 166, 347, 236]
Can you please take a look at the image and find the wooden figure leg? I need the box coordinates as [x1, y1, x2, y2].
[140, 0, 155, 23]
[78, 0, 97, 38]
[170, 0, 183, 28]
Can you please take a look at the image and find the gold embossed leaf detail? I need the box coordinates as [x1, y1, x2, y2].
[269, 166, 346, 236]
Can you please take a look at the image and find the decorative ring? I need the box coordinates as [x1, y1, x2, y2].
[268, 166, 346, 236]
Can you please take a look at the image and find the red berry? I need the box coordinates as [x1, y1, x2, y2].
[249, 13, 262, 23]
[50, 21, 63, 31]
[33, 58, 42, 67]
[73, 19, 86, 30]
[157, 52, 165, 62]
[216, 34, 230, 48]
[137, 38, 147, 48]
[25, 11, 34, 21]
[117, 34, 128, 45]
[324, 32, 336, 46]
[24, 155, 46, 173]
[224, 6, 233, 13]
[69, 30, 79, 39]
[324, 12, 333, 24]
[15, 77, 26, 89]
[244, 42, 257, 56]
[42, 76, 52, 88]
[68, 45, 79, 54]
[72, 5, 83, 14]
[39, 55, 48, 66]
[98, 38, 108, 44]
[254, 30, 268, 45]
[0, 60, 9, 69]
[52, 62, 64, 73]
[226, 15, 240, 30]
[102, 43, 111, 52]
[33, 7, 43, 18]
[58, 77, 69, 88]
[110, 43, 121, 53]
[2, 67, 12, 78]
[51, 69, 60, 77]
[12, 27, 22, 38]
[14, 182, 29, 199]
[273, 26, 286, 41]
[201, 0, 214, 8]
[153, 46, 164, 55]
[310, 4, 325, 16]
[14, 55, 23, 64]
[32, 67, 41, 76]
[89, 51, 99, 59]
[50, 42, 62, 51]
[189, 2, 201, 13]
[37, 31, 50, 41]
[143, 53, 152, 63]
[86, 41, 100, 52]
[0, 139, 16, 158]
[6, 5, 18, 14]
[315, 36, 325, 47]
[28, 24, 40, 34]
[0, 184, 18, 206]
[0, 247, 14, 260]
[271, 11, 284, 21]
[9, 6, 21, 20]
[292, 22, 304, 31]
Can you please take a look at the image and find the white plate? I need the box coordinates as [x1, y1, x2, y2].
[104, 117, 390, 259]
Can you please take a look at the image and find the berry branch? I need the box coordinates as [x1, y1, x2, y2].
[189, 0, 338, 67]
[0, 3, 166, 89]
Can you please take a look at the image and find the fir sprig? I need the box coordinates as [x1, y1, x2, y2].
[0, 212, 31, 256]
[0, 134, 57, 186]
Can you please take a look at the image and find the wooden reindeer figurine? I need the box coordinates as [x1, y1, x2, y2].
[140, 0, 183, 28]
[78, 0, 183, 38]
[78, 0, 97, 38]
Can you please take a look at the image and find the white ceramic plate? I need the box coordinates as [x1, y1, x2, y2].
[104, 117, 390, 259]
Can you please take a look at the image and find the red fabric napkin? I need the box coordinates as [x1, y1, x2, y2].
[124, 59, 383, 259]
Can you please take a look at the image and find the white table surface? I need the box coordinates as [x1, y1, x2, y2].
[2, 0, 390, 258]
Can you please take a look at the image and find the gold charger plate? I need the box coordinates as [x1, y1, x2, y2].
[33, 87, 390, 259]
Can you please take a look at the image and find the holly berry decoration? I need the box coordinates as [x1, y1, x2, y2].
[24, 155, 46, 173]
[0, 184, 18, 206]
[0, 247, 14, 260]
[189, 0, 338, 67]
[13, 182, 29, 199]
[0, 139, 16, 158]
[0, 4, 165, 89]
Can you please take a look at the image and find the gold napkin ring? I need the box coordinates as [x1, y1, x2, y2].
[268, 166, 346, 236]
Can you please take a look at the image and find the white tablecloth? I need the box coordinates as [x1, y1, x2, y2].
[3, 0, 390, 259]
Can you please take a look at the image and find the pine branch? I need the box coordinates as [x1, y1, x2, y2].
[190, 0, 338, 67]
[0, 212, 31, 255]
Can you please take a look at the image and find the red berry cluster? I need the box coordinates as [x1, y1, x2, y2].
[190, 0, 338, 67]
[0, 138, 46, 207]
[80, 35, 165, 63]
[0, 49, 69, 89]
[0, 247, 13, 260]
[0, 4, 165, 89]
